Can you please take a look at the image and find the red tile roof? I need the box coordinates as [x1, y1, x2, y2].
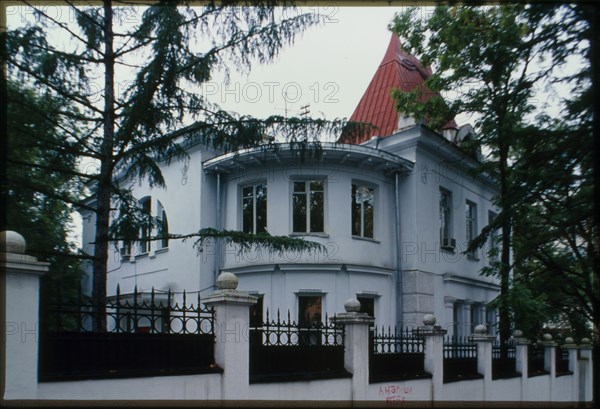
[340, 34, 456, 144]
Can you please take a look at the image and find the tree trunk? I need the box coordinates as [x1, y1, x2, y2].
[498, 133, 512, 359]
[92, 0, 115, 332]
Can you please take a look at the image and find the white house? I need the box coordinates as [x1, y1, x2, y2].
[80, 34, 500, 336]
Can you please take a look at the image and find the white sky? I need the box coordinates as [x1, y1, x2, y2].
[208, 6, 405, 122]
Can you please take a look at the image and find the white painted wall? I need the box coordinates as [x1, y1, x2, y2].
[80, 125, 501, 329]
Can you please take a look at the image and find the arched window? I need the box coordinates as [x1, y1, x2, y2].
[120, 196, 169, 258]
[139, 196, 152, 254]
[157, 200, 169, 249]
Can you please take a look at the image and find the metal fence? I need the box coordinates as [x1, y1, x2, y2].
[443, 335, 481, 383]
[528, 343, 547, 377]
[369, 326, 429, 382]
[556, 346, 571, 376]
[492, 341, 519, 379]
[249, 310, 348, 382]
[39, 286, 218, 381]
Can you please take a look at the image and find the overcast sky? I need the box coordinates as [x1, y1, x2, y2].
[208, 6, 406, 121]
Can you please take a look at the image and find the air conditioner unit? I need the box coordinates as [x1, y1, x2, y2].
[442, 238, 456, 249]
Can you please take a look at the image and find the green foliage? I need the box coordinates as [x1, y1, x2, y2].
[5, 1, 349, 307]
[189, 228, 326, 255]
[390, 3, 596, 342]
[5, 80, 85, 305]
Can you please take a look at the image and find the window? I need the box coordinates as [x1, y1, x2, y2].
[121, 196, 169, 257]
[293, 180, 324, 233]
[466, 200, 477, 259]
[488, 211, 499, 263]
[250, 295, 264, 327]
[242, 183, 267, 234]
[439, 188, 454, 249]
[357, 296, 375, 319]
[157, 201, 169, 250]
[298, 295, 322, 325]
[298, 295, 322, 345]
[352, 184, 374, 238]
[140, 197, 152, 254]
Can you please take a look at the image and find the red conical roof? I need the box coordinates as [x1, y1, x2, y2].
[340, 34, 456, 144]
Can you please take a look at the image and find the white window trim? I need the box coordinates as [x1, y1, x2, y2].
[351, 183, 376, 239]
[466, 200, 478, 261]
[240, 181, 268, 234]
[291, 178, 326, 234]
[440, 187, 455, 251]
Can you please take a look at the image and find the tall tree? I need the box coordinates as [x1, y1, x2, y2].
[389, 4, 589, 350]
[509, 3, 597, 340]
[5, 1, 361, 329]
[5, 79, 84, 307]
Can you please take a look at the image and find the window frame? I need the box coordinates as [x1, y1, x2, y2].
[487, 210, 499, 263]
[439, 187, 454, 250]
[156, 200, 169, 251]
[351, 183, 375, 239]
[139, 197, 152, 255]
[240, 181, 268, 234]
[465, 200, 478, 260]
[291, 179, 326, 234]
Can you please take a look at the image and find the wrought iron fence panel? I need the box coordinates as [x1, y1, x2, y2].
[492, 340, 519, 379]
[369, 326, 429, 382]
[39, 286, 217, 381]
[443, 335, 481, 383]
[372, 325, 424, 354]
[556, 346, 571, 375]
[443, 335, 477, 359]
[528, 343, 547, 377]
[42, 286, 214, 335]
[249, 309, 347, 382]
[251, 309, 344, 347]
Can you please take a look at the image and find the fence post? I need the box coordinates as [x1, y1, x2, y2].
[577, 338, 593, 403]
[334, 298, 374, 401]
[1, 231, 49, 400]
[562, 337, 579, 402]
[419, 314, 446, 401]
[541, 333, 556, 402]
[513, 330, 528, 399]
[202, 272, 257, 401]
[470, 324, 494, 400]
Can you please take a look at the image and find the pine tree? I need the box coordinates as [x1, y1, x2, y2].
[5, 1, 363, 329]
[5, 79, 85, 309]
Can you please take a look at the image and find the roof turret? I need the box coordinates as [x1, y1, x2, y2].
[340, 34, 456, 144]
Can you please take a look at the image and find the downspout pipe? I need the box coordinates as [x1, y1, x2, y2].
[395, 171, 403, 329]
[214, 172, 221, 287]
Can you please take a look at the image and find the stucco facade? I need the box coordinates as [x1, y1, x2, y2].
[80, 125, 500, 335]
[80, 34, 501, 334]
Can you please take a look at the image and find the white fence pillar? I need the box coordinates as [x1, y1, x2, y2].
[419, 314, 446, 401]
[513, 331, 529, 399]
[562, 338, 579, 402]
[334, 298, 374, 401]
[1, 231, 49, 400]
[470, 324, 494, 400]
[578, 339, 593, 403]
[202, 272, 257, 401]
[541, 334, 557, 402]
